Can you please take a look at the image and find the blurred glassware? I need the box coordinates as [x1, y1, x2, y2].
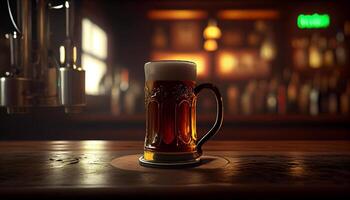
[340, 81, 350, 114]
[266, 78, 278, 113]
[260, 37, 276, 61]
[277, 84, 287, 114]
[292, 38, 308, 69]
[241, 83, 253, 115]
[310, 75, 321, 116]
[328, 73, 340, 114]
[227, 85, 239, 114]
[323, 49, 334, 67]
[124, 80, 142, 115]
[320, 76, 329, 113]
[299, 83, 311, 114]
[110, 84, 121, 115]
[111, 70, 121, 115]
[287, 73, 299, 113]
[335, 39, 346, 66]
[340, 92, 349, 115]
[120, 68, 129, 91]
[344, 21, 350, 35]
[254, 80, 268, 114]
[309, 34, 323, 69]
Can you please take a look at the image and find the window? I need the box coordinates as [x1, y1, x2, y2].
[82, 18, 108, 95]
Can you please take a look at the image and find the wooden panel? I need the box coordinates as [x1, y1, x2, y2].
[148, 10, 207, 20]
[218, 9, 280, 20]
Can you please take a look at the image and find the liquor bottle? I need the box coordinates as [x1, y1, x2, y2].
[335, 32, 347, 66]
[111, 71, 121, 115]
[124, 81, 142, 115]
[241, 81, 256, 115]
[111, 85, 121, 115]
[340, 81, 350, 115]
[292, 38, 308, 69]
[255, 80, 268, 114]
[324, 38, 335, 67]
[287, 72, 299, 113]
[309, 75, 321, 116]
[309, 34, 322, 68]
[340, 92, 349, 114]
[278, 70, 289, 115]
[328, 73, 340, 114]
[278, 84, 287, 114]
[299, 82, 311, 114]
[227, 85, 240, 114]
[319, 76, 329, 113]
[266, 78, 278, 114]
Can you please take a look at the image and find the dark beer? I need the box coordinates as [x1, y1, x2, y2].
[141, 60, 223, 166]
[145, 80, 197, 153]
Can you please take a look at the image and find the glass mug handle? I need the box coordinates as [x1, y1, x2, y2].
[194, 83, 223, 155]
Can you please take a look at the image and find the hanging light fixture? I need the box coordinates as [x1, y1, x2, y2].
[203, 19, 221, 40]
[204, 39, 218, 51]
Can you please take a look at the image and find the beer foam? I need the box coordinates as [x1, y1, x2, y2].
[145, 60, 196, 81]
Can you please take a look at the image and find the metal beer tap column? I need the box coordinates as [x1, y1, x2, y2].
[58, 1, 85, 113]
[0, 0, 85, 114]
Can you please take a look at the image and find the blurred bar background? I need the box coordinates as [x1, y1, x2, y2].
[0, 0, 349, 140]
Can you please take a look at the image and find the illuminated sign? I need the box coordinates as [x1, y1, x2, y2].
[297, 13, 330, 29]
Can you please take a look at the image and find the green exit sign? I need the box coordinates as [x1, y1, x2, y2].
[297, 13, 330, 29]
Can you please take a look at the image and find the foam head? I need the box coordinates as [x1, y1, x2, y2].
[145, 60, 197, 81]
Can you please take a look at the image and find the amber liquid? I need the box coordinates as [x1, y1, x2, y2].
[145, 80, 197, 153]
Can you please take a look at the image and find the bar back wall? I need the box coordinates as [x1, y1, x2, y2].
[0, 0, 349, 140]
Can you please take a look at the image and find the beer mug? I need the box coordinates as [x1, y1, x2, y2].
[139, 60, 223, 167]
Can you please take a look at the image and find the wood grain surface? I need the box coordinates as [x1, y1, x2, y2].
[0, 141, 349, 199]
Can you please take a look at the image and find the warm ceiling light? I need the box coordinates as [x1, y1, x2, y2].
[203, 19, 221, 39]
[204, 39, 218, 51]
[148, 10, 207, 20]
[218, 10, 279, 20]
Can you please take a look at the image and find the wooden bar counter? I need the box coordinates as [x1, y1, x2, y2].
[0, 141, 349, 199]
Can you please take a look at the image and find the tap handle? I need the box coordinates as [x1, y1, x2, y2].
[5, 31, 20, 75]
[64, 1, 74, 68]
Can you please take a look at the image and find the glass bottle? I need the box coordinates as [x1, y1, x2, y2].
[309, 75, 321, 116]
[266, 78, 278, 114]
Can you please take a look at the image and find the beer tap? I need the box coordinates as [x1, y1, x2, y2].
[0, 0, 85, 114]
[58, 0, 86, 113]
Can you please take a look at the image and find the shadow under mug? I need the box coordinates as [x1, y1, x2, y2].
[139, 61, 223, 167]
